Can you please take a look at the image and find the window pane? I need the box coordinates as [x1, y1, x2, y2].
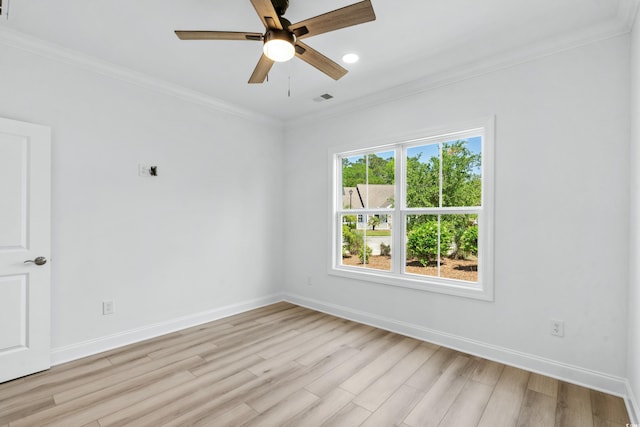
[342, 151, 395, 209]
[406, 214, 478, 283]
[341, 214, 392, 271]
[406, 144, 440, 208]
[440, 214, 478, 282]
[442, 138, 482, 207]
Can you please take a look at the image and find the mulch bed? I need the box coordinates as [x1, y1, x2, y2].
[342, 255, 478, 282]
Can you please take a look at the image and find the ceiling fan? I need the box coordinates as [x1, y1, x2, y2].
[175, 0, 376, 84]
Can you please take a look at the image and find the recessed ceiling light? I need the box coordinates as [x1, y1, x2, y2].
[342, 53, 359, 64]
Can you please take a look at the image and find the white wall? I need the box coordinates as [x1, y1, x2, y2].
[628, 5, 640, 420]
[284, 36, 630, 391]
[0, 42, 284, 353]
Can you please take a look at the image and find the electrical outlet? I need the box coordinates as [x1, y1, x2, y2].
[307, 276, 312, 286]
[103, 300, 114, 315]
[550, 319, 564, 337]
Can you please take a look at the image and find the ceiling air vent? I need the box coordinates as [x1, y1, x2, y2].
[313, 93, 334, 103]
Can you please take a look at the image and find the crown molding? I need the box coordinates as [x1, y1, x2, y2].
[285, 15, 635, 130]
[0, 26, 283, 129]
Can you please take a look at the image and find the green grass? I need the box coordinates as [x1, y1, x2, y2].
[354, 230, 391, 237]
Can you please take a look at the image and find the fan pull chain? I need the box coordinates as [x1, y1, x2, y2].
[287, 59, 293, 98]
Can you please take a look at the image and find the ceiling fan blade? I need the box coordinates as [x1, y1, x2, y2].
[289, 0, 375, 39]
[294, 41, 347, 81]
[250, 0, 283, 30]
[175, 31, 263, 41]
[249, 54, 275, 84]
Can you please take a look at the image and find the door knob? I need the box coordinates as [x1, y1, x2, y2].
[24, 256, 47, 266]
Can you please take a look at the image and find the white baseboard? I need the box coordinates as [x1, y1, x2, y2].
[626, 379, 640, 424]
[50, 293, 283, 366]
[283, 292, 629, 398]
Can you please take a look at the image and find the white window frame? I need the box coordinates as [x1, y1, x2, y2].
[329, 117, 495, 301]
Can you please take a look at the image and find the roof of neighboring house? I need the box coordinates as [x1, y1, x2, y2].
[342, 184, 394, 209]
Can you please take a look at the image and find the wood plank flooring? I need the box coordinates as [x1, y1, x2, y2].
[0, 302, 630, 426]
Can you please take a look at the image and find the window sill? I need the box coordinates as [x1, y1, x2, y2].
[328, 265, 494, 301]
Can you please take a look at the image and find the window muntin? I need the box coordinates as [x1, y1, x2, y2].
[332, 124, 493, 300]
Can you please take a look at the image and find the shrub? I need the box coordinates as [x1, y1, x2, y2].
[342, 225, 358, 256]
[342, 225, 375, 264]
[343, 215, 357, 230]
[407, 221, 452, 266]
[359, 244, 373, 264]
[380, 242, 391, 256]
[459, 225, 478, 256]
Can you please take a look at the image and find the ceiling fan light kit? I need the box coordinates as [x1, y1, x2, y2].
[175, 0, 376, 84]
[263, 29, 296, 62]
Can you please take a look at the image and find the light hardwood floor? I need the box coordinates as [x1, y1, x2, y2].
[0, 302, 630, 426]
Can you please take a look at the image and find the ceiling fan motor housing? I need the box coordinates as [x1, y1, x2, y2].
[264, 28, 295, 45]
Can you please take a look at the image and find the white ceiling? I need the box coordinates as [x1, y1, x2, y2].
[1, 0, 637, 122]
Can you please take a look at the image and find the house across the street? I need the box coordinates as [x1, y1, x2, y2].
[342, 184, 394, 229]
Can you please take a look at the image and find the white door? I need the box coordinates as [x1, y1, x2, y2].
[0, 117, 51, 383]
